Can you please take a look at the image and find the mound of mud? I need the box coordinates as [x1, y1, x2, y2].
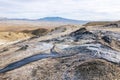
[97, 32, 120, 51]
[31, 28, 48, 36]
[103, 23, 120, 28]
[70, 28, 97, 40]
[73, 59, 120, 80]
[23, 28, 49, 36]
[102, 36, 112, 43]
[0, 24, 120, 80]
[50, 26, 67, 33]
[50, 25, 76, 35]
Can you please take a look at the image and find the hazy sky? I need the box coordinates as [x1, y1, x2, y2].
[0, 0, 120, 21]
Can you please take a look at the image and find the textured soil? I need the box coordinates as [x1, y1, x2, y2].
[0, 22, 120, 80]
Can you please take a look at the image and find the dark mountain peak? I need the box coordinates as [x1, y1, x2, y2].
[0, 16, 88, 24]
[42, 17, 64, 19]
[39, 17, 70, 21]
[38, 17, 87, 24]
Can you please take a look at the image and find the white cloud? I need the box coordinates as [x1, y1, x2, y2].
[0, 0, 120, 20]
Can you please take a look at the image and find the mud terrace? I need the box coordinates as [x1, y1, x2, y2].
[0, 24, 120, 80]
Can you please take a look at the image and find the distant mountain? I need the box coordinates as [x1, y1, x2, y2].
[0, 17, 29, 21]
[0, 17, 88, 24]
[38, 17, 87, 24]
[0, 17, 8, 20]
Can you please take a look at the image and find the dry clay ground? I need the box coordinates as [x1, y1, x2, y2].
[0, 21, 120, 80]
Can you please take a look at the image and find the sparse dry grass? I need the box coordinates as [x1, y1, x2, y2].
[0, 21, 78, 43]
[0, 32, 32, 41]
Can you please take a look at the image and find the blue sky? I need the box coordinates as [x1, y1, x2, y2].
[0, 0, 120, 21]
